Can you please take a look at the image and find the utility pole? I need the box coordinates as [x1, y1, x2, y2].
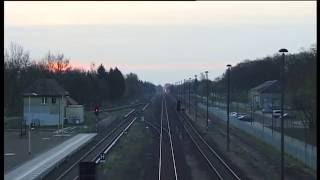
[28, 122, 31, 155]
[205, 71, 209, 131]
[279, 48, 288, 180]
[226, 64, 231, 151]
[184, 79, 187, 106]
[180, 80, 183, 105]
[188, 78, 191, 113]
[194, 75, 198, 122]
[251, 96, 253, 126]
[272, 98, 274, 135]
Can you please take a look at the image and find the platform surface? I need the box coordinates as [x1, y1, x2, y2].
[4, 133, 97, 180]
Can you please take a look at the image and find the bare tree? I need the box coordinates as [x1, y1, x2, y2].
[4, 42, 30, 69]
[44, 51, 71, 73]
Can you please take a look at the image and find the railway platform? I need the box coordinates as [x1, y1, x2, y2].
[4, 133, 97, 180]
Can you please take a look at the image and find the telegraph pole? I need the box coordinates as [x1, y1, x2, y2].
[226, 64, 231, 151]
[205, 71, 209, 131]
[279, 48, 288, 180]
[194, 75, 198, 122]
[188, 78, 191, 113]
[184, 79, 187, 106]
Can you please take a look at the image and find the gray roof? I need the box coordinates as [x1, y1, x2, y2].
[66, 96, 78, 105]
[21, 78, 69, 96]
[250, 80, 280, 94]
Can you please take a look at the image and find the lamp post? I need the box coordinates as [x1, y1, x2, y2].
[28, 96, 31, 155]
[226, 64, 231, 151]
[194, 75, 198, 122]
[205, 71, 209, 131]
[279, 48, 288, 180]
[272, 98, 274, 135]
[188, 78, 191, 113]
[184, 79, 187, 106]
[28, 92, 37, 155]
[180, 80, 182, 104]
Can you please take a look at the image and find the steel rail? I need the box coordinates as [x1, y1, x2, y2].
[180, 113, 241, 180]
[164, 95, 178, 180]
[55, 110, 136, 180]
[158, 95, 164, 180]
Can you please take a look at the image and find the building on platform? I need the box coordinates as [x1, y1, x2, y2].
[21, 78, 84, 126]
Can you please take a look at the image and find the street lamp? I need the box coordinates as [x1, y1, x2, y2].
[205, 71, 209, 131]
[279, 48, 288, 180]
[226, 64, 232, 151]
[184, 79, 186, 106]
[194, 75, 198, 122]
[188, 78, 191, 113]
[28, 92, 38, 155]
[180, 80, 182, 103]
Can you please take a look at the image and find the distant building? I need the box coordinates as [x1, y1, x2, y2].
[21, 78, 83, 126]
[248, 80, 281, 111]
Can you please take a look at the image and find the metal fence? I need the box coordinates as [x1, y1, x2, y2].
[198, 103, 317, 170]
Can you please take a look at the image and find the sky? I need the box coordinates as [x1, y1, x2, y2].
[4, 1, 317, 86]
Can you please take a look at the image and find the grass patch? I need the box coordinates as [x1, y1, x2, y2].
[98, 120, 152, 180]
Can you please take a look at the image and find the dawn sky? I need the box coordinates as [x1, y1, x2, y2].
[4, 1, 316, 86]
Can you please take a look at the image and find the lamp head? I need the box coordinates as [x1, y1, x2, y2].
[279, 48, 288, 53]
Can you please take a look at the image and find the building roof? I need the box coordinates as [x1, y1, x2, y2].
[66, 96, 78, 105]
[250, 80, 280, 94]
[21, 78, 69, 96]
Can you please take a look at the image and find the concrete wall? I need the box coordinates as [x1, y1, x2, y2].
[66, 105, 84, 124]
[23, 96, 66, 126]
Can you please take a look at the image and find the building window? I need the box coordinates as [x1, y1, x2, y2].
[52, 97, 56, 104]
[42, 97, 47, 104]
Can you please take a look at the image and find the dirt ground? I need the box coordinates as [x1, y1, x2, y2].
[185, 104, 316, 180]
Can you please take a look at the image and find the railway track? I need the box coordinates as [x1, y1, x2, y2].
[44, 107, 139, 180]
[158, 94, 178, 180]
[178, 112, 241, 180]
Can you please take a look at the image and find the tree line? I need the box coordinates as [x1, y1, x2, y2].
[4, 42, 156, 116]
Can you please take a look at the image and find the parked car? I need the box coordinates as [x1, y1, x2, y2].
[272, 110, 288, 118]
[230, 112, 238, 117]
[237, 113, 252, 121]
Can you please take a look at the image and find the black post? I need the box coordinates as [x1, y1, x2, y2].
[179, 81, 182, 105]
[194, 75, 198, 122]
[211, 87, 214, 107]
[251, 96, 253, 125]
[226, 65, 231, 151]
[184, 79, 187, 107]
[279, 48, 288, 180]
[20, 114, 23, 137]
[205, 71, 209, 131]
[272, 99, 274, 135]
[188, 78, 191, 113]
[263, 111, 265, 132]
